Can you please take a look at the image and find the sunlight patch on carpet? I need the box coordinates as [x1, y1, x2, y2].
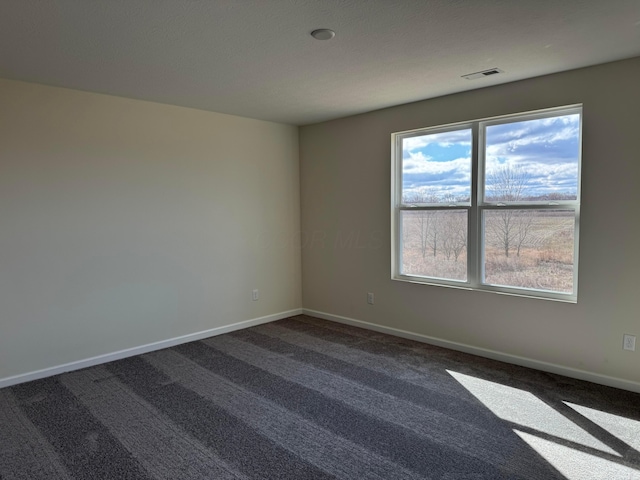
[564, 402, 640, 453]
[514, 430, 640, 480]
[447, 370, 618, 455]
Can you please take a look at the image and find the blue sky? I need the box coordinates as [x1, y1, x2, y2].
[402, 114, 580, 202]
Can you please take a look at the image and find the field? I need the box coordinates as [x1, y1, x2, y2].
[401, 210, 575, 293]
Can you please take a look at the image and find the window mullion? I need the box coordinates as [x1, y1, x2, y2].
[468, 122, 480, 287]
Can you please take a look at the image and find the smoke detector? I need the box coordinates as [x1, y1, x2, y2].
[311, 29, 335, 40]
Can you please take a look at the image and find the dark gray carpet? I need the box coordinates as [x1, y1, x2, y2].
[1, 315, 639, 479]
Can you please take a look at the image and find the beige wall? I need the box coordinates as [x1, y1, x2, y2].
[300, 57, 640, 387]
[0, 79, 301, 381]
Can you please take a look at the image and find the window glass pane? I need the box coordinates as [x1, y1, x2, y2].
[483, 209, 575, 293]
[402, 129, 472, 204]
[484, 114, 580, 202]
[401, 209, 467, 281]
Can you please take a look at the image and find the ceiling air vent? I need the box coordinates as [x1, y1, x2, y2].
[462, 68, 504, 80]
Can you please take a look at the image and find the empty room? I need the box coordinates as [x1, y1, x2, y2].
[1, 1, 639, 479]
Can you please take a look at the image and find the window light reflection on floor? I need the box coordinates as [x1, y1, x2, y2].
[447, 370, 618, 455]
[447, 370, 640, 480]
[514, 430, 640, 480]
[564, 402, 640, 453]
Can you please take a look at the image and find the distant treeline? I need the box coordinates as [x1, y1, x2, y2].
[404, 192, 576, 204]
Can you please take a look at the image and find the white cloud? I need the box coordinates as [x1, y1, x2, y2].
[403, 151, 470, 176]
[403, 130, 471, 152]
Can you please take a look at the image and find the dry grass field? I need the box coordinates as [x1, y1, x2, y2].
[402, 210, 575, 293]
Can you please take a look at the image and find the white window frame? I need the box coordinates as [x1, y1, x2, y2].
[391, 105, 582, 302]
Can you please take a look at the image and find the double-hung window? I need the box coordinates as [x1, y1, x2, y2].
[391, 105, 582, 302]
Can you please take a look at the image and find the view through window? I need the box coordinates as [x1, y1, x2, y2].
[392, 106, 582, 301]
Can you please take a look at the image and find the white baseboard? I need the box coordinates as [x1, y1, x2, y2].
[303, 308, 640, 394]
[0, 308, 302, 389]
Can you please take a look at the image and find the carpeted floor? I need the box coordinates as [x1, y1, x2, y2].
[1, 314, 639, 479]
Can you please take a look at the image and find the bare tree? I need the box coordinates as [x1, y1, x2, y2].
[451, 213, 467, 262]
[405, 190, 440, 259]
[514, 211, 534, 257]
[413, 211, 432, 259]
[485, 165, 532, 257]
[405, 189, 471, 263]
[403, 188, 440, 206]
[486, 165, 529, 202]
[441, 211, 467, 262]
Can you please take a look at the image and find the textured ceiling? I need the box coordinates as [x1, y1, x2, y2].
[1, 1, 639, 125]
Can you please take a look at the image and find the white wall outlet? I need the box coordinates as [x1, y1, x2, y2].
[367, 292, 374, 305]
[252, 289, 259, 301]
[623, 334, 636, 351]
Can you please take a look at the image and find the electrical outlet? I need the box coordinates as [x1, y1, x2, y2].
[623, 334, 636, 351]
[367, 292, 374, 305]
[252, 289, 259, 301]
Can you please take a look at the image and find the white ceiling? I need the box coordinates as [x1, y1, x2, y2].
[1, 1, 639, 125]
